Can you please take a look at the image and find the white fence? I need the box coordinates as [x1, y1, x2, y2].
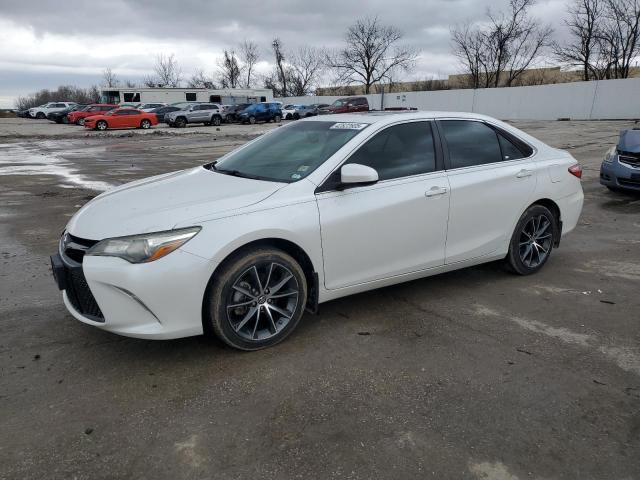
[277, 77, 640, 120]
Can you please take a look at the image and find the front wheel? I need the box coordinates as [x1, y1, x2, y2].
[140, 119, 151, 129]
[205, 248, 308, 351]
[249, 116, 256, 125]
[506, 205, 556, 275]
[211, 115, 221, 126]
[96, 120, 108, 131]
[175, 117, 187, 128]
[36, 112, 46, 119]
[274, 114, 282, 123]
[78, 118, 85, 126]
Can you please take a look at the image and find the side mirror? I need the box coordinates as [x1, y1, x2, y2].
[340, 163, 378, 188]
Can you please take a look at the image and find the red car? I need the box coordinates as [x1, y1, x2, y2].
[84, 108, 158, 131]
[68, 104, 118, 125]
[320, 96, 369, 114]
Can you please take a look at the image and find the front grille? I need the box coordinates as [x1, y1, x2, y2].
[60, 233, 104, 321]
[618, 178, 640, 188]
[618, 150, 640, 168]
[65, 267, 104, 321]
[61, 234, 98, 264]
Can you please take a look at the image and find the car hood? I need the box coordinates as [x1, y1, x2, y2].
[66, 166, 283, 240]
[618, 129, 640, 153]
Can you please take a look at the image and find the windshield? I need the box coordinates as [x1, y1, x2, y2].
[331, 99, 347, 107]
[211, 121, 369, 183]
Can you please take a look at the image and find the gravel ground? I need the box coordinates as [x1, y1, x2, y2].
[0, 118, 639, 480]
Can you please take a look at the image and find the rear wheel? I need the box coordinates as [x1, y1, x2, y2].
[140, 119, 151, 129]
[205, 248, 307, 351]
[506, 205, 556, 275]
[293, 113, 300, 120]
[274, 114, 282, 123]
[249, 116, 256, 125]
[96, 120, 108, 131]
[62, 116, 69, 124]
[211, 115, 221, 126]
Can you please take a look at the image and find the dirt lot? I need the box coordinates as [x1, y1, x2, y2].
[1, 118, 639, 480]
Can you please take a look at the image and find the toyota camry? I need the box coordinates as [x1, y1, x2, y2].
[51, 112, 583, 350]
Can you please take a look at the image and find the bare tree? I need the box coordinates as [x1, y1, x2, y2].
[452, 0, 552, 88]
[187, 69, 216, 88]
[288, 46, 324, 96]
[147, 53, 182, 87]
[122, 79, 138, 88]
[218, 50, 242, 88]
[239, 40, 259, 88]
[326, 17, 417, 94]
[102, 67, 118, 87]
[599, 0, 640, 78]
[272, 38, 288, 96]
[553, 0, 601, 81]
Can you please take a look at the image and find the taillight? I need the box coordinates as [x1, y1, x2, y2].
[568, 164, 582, 179]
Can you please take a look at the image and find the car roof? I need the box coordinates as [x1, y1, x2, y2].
[304, 111, 501, 125]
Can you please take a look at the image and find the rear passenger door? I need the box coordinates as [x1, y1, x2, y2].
[437, 119, 537, 264]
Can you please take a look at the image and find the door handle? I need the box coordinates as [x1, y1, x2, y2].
[425, 186, 448, 197]
[516, 169, 533, 178]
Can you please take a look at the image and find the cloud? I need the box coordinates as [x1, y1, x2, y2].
[0, 0, 571, 107]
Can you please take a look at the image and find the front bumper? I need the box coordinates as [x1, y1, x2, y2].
[600, 159, 640, 191]
[51, 245, 213, 339]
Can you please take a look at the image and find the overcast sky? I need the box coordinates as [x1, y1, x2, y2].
[0, 0, 570, 108]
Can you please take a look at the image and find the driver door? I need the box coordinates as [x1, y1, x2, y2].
[316, 121, 450, 290]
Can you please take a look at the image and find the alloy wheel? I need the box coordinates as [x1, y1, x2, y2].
[519, 214, 553, 268]
[226, 262, 299, 341]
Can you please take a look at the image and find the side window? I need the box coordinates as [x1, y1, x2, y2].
[185, 92, 197, 101]
[123, 92, 140, 102]
[440, 120, 502, 169]
[346, 122, 437, 181]
[498, 134, 525, 161]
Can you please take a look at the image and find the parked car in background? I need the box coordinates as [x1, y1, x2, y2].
[223, 103, 251, 122]
[47, 104, 87, 124]
[83, 108, 158, 131]
[238, 102, 282, 124]
[311, 103, 330, 110]
[16, 108, 33, 118]
[319, 97, 369, 115]
[150, 105, 182, 123]
[170, 101, 201, 109]
[138, 103, 167, 112]
[119, 103, 141, 109]
[600, 128, 640, 192]
[68, 104, 118, 125]
[29, 102, 77, 119]
[50, 112, 583, 350]
[165, 103, 226, 128]
[281, 104, 318, 120]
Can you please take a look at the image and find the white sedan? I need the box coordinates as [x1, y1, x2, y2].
[51, 112, 583, 350]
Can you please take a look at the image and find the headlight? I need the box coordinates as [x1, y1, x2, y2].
[87, 227, 201, 263]
[603, 146, 617, 164]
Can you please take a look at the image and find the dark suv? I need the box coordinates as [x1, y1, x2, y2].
[320, 97, 369, 114]
[238, 103, 282, 124]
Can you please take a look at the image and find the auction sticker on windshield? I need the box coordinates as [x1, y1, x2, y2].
[329, 122, 369, 130]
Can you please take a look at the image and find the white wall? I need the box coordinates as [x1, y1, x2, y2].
[277, 78, 640, 120]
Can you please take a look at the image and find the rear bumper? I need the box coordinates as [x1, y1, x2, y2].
[600, 160, 640, 191]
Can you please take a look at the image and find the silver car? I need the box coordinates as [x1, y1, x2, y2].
[165, 103, 226, 128]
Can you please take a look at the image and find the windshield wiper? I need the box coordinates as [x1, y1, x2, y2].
[207, 161, 262, 180]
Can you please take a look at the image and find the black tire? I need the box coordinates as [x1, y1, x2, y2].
[140, 119, 151, 129]
[274, 114, 282, 123]
[96, 120, 108, 131]
[211, 115, 221, 126]
[506, 204, 557, 275]
[205, 248, 308, 351]
[36, 112, 46, 119]
[62, 116, 69, 124]
[249, 116, 256, 125]
[293, 113, 300, 120]
[175, 117, 187, 128]
[78, 118, 85, 126]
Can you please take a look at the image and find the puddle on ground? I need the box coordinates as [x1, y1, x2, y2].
[0, 142, 114, 191]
